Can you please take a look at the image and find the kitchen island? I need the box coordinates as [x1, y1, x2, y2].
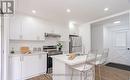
[52, 54, 95, 80]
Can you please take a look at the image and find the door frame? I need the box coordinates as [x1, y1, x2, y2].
[1, 13, 10, 80]
[0, 13, 2, 80]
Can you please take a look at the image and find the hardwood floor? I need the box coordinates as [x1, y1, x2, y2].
[27, 66, 130, 80]
[27, 74, 52, 80]
[96, 65, 130, 80]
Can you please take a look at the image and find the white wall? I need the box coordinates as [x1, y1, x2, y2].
[91, 24, 104, 50]
[79, 23, 91, 51]
[9, 13, 69, 53]
[0, 16, 1, 80]
[103, 26, 111, 49]
[79, 11, 130, 65]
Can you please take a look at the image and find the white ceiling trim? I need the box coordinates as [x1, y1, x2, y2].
[88, 10, 130, 24]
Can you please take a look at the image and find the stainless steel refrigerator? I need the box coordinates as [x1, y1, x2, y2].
[69, 35, 82, 53]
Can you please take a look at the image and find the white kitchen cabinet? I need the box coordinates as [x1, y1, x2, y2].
[21, 55, 40, 79]
[9, 14, 69, 41]
[9, 53, 47, 80]
[21, 22, 37, 40]
[9, 56, 22, 80]
[38, 54, 47, 74]
[9, 16, 22, 40]
[9, 15, 45, 41]
[69, 23, 79, 35]
[21, 19, 44, 41]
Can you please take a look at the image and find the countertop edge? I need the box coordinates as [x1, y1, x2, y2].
[51, 54, 87, 66]
[9, 52, 48, 57]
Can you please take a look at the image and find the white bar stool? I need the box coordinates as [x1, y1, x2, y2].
[70, 50, 98, 80]
[95, 49, 109, 80]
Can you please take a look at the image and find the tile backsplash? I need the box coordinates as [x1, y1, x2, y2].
[9, 38, 59, 53]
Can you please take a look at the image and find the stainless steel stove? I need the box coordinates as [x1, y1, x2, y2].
[43, 45, 62, 73]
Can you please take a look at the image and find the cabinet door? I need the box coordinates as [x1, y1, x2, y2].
[21, 55, 40, 79]
[38, 54, 47, 74]
[22, 21, 37, 40]
[9, 56, 22, 80]
[9, 16, 22, 40]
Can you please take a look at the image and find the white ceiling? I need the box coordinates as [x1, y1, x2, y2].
[15, 0, 130, 24]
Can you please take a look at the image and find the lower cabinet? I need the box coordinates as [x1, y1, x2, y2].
[9, 56, 22, 80]
[9, 54, 47, 80]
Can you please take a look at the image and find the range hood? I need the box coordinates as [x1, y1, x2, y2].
[44, 33, 61, 38]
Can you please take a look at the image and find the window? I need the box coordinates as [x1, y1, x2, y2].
[112, 31, 127, 48]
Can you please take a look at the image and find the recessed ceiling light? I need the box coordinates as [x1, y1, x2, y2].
[104, 8, 109, 11]
[114, 21, 121, 24]
[66, 9, 71, 13]
[32, 10, 36, 14]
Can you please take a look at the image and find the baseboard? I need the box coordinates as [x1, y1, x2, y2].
[106, 62, 130, 71]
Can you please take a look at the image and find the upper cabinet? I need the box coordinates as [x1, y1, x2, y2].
[21, 18, 45, 41]
[9, 16, 22, 40]
[69, 21, 79, 35]
[9, 14, 69, 41]
[9, 15, 49, 41]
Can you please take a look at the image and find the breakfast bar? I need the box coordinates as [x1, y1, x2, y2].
[52, 54, 98, 80]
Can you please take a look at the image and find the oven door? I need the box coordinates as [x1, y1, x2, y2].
[47, 54, 52, 73]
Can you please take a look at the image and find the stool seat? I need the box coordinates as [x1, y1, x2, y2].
[91, 60, 102, 65]
[72, 64, 93, 72]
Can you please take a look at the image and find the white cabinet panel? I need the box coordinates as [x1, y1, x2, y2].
[9, 56, 22, 80]
[22, 21, 37, 40]
[9, 14, 69, 41]
[53, 58, 66, 80]
[9, 54, 47, 80]
[9, 15, 45, 41]
[38, 54, 47, 74]
[9, 16, 22, 40]
[21, 55, 40, 79]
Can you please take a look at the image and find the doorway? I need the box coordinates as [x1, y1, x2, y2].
[91, 13, 130, 66]
[107, 28, 130, 65]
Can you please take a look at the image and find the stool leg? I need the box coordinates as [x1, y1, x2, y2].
[80, 72, 83, 80]
[92, 66, 95, 80]
[98, 65, 101, 80]
[71, 69, 74, 80]
[84, 72, 87, 80]
[84, 71, 88, 80]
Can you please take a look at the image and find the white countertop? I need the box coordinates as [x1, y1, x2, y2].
[9, 52, 47, 57]
[52, 54, 102, 66]
[52, 54, 87, 66]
